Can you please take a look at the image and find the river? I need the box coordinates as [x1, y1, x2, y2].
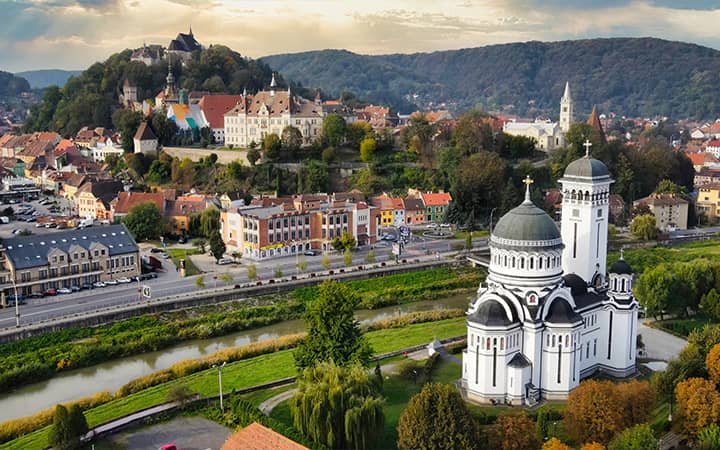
[0, 293, 472, 422]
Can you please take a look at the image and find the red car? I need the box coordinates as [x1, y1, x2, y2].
[44, 288, 57, 296]
[159, 445, 177, 450]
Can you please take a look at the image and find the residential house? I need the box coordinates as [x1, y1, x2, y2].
[403, 197, 425, 225]
[76, 180, 124, 220]
[219, 192, 247, 210]
[369, 193, 394, 227]
[416, 191, 452, 223]
[0, 224, 139, 298]
[221, 422, 308, 450]
[695, 168, 720, 187]
[0, 158, 25, 177]
[133, 121, 158, 155]
[166, 198, 211, 236]
[696, 183, 720, 223]
[110, 191, 171, 223]
[634, 193, 689, 231]
[686, 151, 720, 172]
[391, 197, 405, 226]
[17, 138, 54, 175]
[91, 137, 123, 163]
[355, 105, 399, 129]
[198, 95, 243, 144]
[706, 140, 720, 159]
[130, 44, 163, 66]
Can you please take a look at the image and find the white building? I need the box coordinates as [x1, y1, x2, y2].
[133, 122, 158, 155]
[91, 138, 123, 163]
[502, 82, 573, 152]
[223, 75, 324, 148]
[462, 154, 638, 406]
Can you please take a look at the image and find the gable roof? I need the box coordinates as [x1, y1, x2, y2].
[78, 180, 124, 204]
[221, 422, 308, 450]
[199, 95, 243, 129]
[111, 191, 167, 215]
[420, 192, 452, 206]
[4, 224, 138, 270]
[403, 197, 425, 211]
[587, 106, 607, 145]
[134, 121, 157, 141]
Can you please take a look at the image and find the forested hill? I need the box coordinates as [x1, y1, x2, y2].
[260, 37, 720, 119]
[24, 45, 285, 136]
[0, 71, 30, 97]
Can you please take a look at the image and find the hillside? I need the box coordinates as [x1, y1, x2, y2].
[15, 69, 81, 89]
[260, 37, 720, 119]
[0, 71, 30, 97]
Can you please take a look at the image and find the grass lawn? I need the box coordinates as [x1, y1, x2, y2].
[455, 230, 490, 240]
[609, 239, 720, 274]
[165, 248, 202, 276]
[3, 318, 465, 450]
[655, 316, 714, 337]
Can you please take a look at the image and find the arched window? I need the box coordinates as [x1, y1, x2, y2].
[520, 257, 524, 269]
[504, 255, 508, 266]
[529, 257, 534, 269]
[512, 256, 516, 268]
[500, 337, 504, 350]
[486, 337, 491, 350]
[552, 335, 556, 347]
[538, 257, 543, 269]
[621, 279, 626, 291]
[565, 335, 569, 347]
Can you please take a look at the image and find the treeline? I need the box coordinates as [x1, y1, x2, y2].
[262, 37, 720, 119]
[23, 45, 281, 136]
[0, 71, 30, 98]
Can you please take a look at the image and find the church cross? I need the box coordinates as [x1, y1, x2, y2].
[620, 248, 624, 260]
[583, 139, 592, 157]
[523, 175, 534, 201]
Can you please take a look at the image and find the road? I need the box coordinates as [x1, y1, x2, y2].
[0, 230, 486, 329]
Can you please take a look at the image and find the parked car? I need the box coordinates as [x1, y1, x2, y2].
[93, 281, 106, 288]
[81, 283, 94, 290]
[304, 250, 320, 256]
[217, 257, 233, 265]
[45, 222, 57, 228]
[117, 277, 132, 284]
[70, 285, 81, 292]
[105, 279, 118, 286]
[27, 292, 44, 299]
[6, 294, 26, 305]
[57, 287, 72, 294]
[177, 236, 186, 244]
[44, 288, 57, 296]
[427, 223, 439, 229]
[150, 247, 164, 253]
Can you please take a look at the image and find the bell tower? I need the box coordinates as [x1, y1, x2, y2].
[560, 81, 573, 133]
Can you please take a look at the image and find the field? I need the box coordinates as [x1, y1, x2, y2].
[609, 239, 720, 274]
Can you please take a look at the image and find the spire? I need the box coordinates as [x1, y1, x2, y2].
[587, 105, 607, 145]
[562, 81, 571, 100]
[522, 175, 534, 203]
[242, 86, 247, 97]
[189, 25, 193, 36]
[270, 72, 277, 88]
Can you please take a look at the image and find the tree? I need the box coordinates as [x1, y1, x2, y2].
[359, 138, 377, 162]
[49, 404, 87, 450]
[321, 146, 336, 163]
[230, 251, 242, 263]
[453, 110, 492, 155]
[449, 151, 507, 227]
[246, 146, 261, 166]
[297, 256, 308, 273]
[321, 113, 346, 147]
[246, 263, 257, 281]
[166, 384, 194, 408]
[675, 377, 720, 437]
[209, 230, 226, 263]
[193, 238, 207, 253]
[344, 248, 353, 267]
[113, 109, 143, 153]
[580, 444, 606, 450]
[607, 424, 657, 450]
[630, 214, 657, 240]
[220, 272, 234, 285]
[195, 275, 205, 289]
[698, 424, 720, 450]
[321, 253, 331, 269]
[564, 380, 622, 444]
[615, 380, 656, 426]
[151, 113, 178, 146]
[397, 383, 479, 450]
[543, 438, 573, 450]
[347, 121, 374, 149]
[365, 250, 375, 264]
[294, 281, 372, 369]
[634, 264, 682, 320]
[487, 412, 540, 450]
[122, 202, 163, 241]
[290, 361, 384, 450]
[281, 126, 303, 154]
[708, 343, 720, 386]
[263, 133, 281, 160]
[199, 208, 221, 238]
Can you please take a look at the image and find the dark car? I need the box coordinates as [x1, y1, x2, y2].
[304, 250, 320, 256]
[81, 283, 93, 290]
[70, 285, 81, 292]
[6, 294, 26, 306]
[27, 292, 45, 299]
[44, 288, 57, 296]
[150, 248, 164, 253]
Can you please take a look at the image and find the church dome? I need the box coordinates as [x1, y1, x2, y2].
[563, 156, 610, 180]
[492, 200, 561, 245]
[610, 258, 633, 275]
[469, 300, 515, 327]
[562, 273, 587, 296]
[545, 299, 583, 324]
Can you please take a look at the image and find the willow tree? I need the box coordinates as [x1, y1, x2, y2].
[290, 361, 384, 450]
[294, 280, 372, 369]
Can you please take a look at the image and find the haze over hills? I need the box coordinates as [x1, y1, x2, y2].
[0, 71, 30, 97]
[14, 70, 81, 89]
[260, 37, 720, 120]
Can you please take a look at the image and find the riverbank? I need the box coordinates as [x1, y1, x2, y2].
[0, 267, 481, 394]
[1, 317, 467, 450]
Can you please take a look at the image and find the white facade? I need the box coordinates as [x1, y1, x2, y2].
[559, 81, 573, 133]
[393, 208, 405, 226]
[503, 120, 564, 151]
[91, 142, 123, 163]
[462, 160, 637, 407]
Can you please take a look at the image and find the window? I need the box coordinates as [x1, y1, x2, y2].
[597, 209, 603, 218]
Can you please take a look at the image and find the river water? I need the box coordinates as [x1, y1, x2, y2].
[0, 293, 473, 422]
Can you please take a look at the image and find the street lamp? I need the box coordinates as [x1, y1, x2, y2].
[489, 207, 497, 233]
[11, 278, 19, 328]
[212, 361, 227, 413]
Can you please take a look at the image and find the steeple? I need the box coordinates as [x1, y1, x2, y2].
[165, 61, 176, 98]
[587, 105, 607, 145]
[559, 81, 573, 133]
[270, 72, 276, 97]
[189, 25, 193, 36]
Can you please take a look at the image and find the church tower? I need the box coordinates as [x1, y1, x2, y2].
[559, 81, 573, 133]
[165, 62, 176, 99]
[559, 141, 613, 286]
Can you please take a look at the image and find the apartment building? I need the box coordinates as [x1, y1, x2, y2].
[697, 183, 720, 223]
[634, 193, 689, 231]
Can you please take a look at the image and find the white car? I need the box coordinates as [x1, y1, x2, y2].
[427, 223, 439, 229]
[217, 257, 234, 265]
[105, 279, 118, 286]
[57, 287, 72, 294]
[116, 277, 132, 284]
[93, 281, 106, 288]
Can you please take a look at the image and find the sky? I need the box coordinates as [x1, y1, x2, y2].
[3, 0, 720, 72]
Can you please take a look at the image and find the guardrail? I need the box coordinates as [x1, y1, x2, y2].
[0, 257, 463, 342]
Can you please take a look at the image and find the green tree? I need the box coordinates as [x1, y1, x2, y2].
[122, 202, 163, 241]
[281, 125, 303, 154]
[449, 151, 507, 226]
[344, 248, 353, 266]
[321, 146, 336, 163]
[290, 361, 384, 450]
[113, 109, 144, 153]
[193, 238, 207, 253]
[220, 272, 234, 285]
[634, 264, 683, 319]
[397, 383, 479, 450]
[321, 113, 346, 147]
[365, 250, 375, 264]
[247, 263, 257, 281]
[607, 424, 657, 450]
[208, 230, 226, 263]
[263, 133, 281, 160]
[347, 121, 374, 149]
[246, 146, 261, 166]
[701, 289, 720, 321]
[150, 113, 178, 146]
[452, 110, 492, 155]
[321, 253, 331, 269]
[49, 404, 87, 450]
[630, 214, 657, 241]
[359, 137, 377, 162]
[294, 281, 372, 369]
[698, 424, 720, 450]
[195, 275, 205, 289]
[200, 208, 221, 238]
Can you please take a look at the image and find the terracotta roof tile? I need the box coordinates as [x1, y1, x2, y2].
[199, 95, 243, 129]
[111, 191, 166, 215]
[420, 192, 452, 206]
[221, 422, 308, 450]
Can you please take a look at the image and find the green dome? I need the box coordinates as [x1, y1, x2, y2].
[563, 157, 611, 180]
[492, 200, 561, 244]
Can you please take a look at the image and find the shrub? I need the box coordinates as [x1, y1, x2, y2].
[116, 369, 175, 397]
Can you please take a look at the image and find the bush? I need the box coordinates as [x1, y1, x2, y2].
[116, 369, 175, 397]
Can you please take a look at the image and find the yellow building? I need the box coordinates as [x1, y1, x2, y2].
[697, 183, 720, 223]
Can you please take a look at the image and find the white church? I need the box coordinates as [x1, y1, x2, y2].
[502, 81, 574, 151]
[461, 147, 638, 405]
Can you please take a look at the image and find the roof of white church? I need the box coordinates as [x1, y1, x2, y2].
[492, 197, 561, 246]
[562, 155, 611, 180]
[545, 299, 583, 324]
[469, 299, 517, 326]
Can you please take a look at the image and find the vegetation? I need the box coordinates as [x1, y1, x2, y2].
[47, 405, 87, 450]
[0, 71, 30, 98]
[164, 248, 201, 276]
[121, 202, 163, 241]
[397, 383, 479, 450]
[486, 412, 539, 450]
[630, 214, 657, 241]
[291, 362, 384, 449]
[607, 424, 656, 450]
[294, 281, 372, 369]
[262, 37, 720, 119]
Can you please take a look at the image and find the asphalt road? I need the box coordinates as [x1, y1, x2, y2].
[0, 232, 485, 329]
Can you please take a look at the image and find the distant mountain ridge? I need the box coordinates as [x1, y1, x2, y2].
[260, 37, 720, 119]
[0, 71, 30, 97]
[15, 70, 81, 89]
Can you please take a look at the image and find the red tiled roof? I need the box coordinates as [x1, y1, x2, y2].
[221, 422, 308, 450]
[706, 140, 720, 147]
[111, 192, 166, 215]
[390, 197, 404, 209]
[420, 192, 452, 206]
[166, 199, 207, 217]
[198, 95, 243, 130]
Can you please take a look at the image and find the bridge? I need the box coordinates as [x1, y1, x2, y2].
[466, 255, 490, 268]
